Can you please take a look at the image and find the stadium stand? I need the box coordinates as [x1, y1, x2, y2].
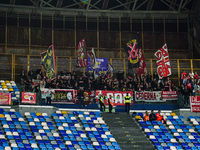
[0, 108, 121, 150]
[136, 111, 200, 150]
[0, 80, 19, 104]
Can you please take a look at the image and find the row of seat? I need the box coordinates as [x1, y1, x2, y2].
[0, 108, 121, 150]
[0, 80, 19, 102]
[53, 110, 120, 150]
[137, 112, 200, 150]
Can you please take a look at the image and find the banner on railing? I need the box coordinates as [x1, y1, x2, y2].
[96, 90, 134, 106]
[21, 92, 36, 104]
[41, 88, 77, 104]
[0, 93, 11, 105]
[190, 96, 200, 112]
[162, 91, 178, 101]
[76, 90, 95, 105]
[135, 91, 162, 102]
[135, 91, 178, 102]
[41, 88, 95, 104]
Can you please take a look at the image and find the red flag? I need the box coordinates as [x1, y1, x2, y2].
[136, 48, 147, 76]
[155, 44, 171, 79]
[77, 39, 88, 67]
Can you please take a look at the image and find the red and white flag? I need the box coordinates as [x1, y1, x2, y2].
[77, 39, 88, 67]
[155, 44, 171, 79]
[136, 48, 147, 76]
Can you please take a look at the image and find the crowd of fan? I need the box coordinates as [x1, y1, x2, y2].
[20, 69, 177, 92]
[179, 70, 200, 106]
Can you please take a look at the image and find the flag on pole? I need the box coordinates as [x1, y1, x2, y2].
[136, 48, 147, 76]
[154, 43, 171, 79]
[40, 45, 56, 80]
[90, 48, 98, 69]
[108, 64, 114, 72]
[77, 39, 88, 67]
[124, 38, 140, 68]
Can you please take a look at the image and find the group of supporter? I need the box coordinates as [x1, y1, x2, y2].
[143, 110, 166, 124]
[179, 70, 200, 106]
[20, 69, 177, 92]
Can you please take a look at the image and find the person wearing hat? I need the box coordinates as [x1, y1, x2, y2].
[99, 94, 105, 112]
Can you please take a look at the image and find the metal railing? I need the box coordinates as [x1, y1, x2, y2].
[0, 53, 200, 85]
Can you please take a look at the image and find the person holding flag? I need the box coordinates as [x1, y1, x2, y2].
[108, 95, 114, 113]
[125, 93, 131, 114]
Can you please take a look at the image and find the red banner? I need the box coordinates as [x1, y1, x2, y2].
[190, 96, 200, 112]
[0, 93, 11, 105]
[77, 39, 88, 67]
[76, 90, 95, 105]
[21, 92, 36, 104]
[155, 44, 171, 79]
[136, 48, 147, 76]
[96, 90, 134, 106]
[162, 91, 178, 101]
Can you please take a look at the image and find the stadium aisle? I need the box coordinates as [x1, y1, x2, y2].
[102, 113, 154, 150]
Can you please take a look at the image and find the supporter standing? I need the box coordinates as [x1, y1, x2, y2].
[20, 69, 26, 85]
[181, 70, 188, 78]
[183, 86, 190, 106]
[189, 71, 194, 79]
[186, 79, 193, 95]
[24, 79, 32, 92]
[194, 72, 199, 83]
[149, 110, 157, 122]
[180, 84, 185, 105]
[153, 72, 159, 81]
[125, 93, 131, 114]
[77, 88, 85, 109]
[108, 95, 114, 113]
[46, 87, 53, 105]
[164, 82, 170, 91]
[28, 70, 34, 81]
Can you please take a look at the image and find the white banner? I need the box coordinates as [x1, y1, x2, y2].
[41, 88, 77, 104]
[162, 91, 178, 101]
[135, 91, 163, 102]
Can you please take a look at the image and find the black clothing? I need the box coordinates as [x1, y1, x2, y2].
[78, 90, 85, 108]
[46, 97, 51, 105]
[108, 98, 113, 113]
[99, 100, 105, 112]
[125, 103, 130, 114]
[149, 113, 157, 122]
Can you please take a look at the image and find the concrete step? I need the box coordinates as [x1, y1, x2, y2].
[102, 112, 154, 150]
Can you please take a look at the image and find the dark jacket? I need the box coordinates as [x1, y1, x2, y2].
[149, 113, 157, 122]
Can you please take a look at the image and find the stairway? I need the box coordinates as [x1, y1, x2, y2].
[102, 113, 154, 150]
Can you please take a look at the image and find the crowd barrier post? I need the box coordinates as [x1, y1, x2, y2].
[27, 55, 30, 77]
[123, 58, 126, 78]
[190, 59, 193, 73]
[12, 54, 15, 81]
[70, 56, 72, 72]
[177, 59, 180, 86]
[56, 56, 58, 75]
[150, 59, 153, 80]
[28, 13, 31, 55]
